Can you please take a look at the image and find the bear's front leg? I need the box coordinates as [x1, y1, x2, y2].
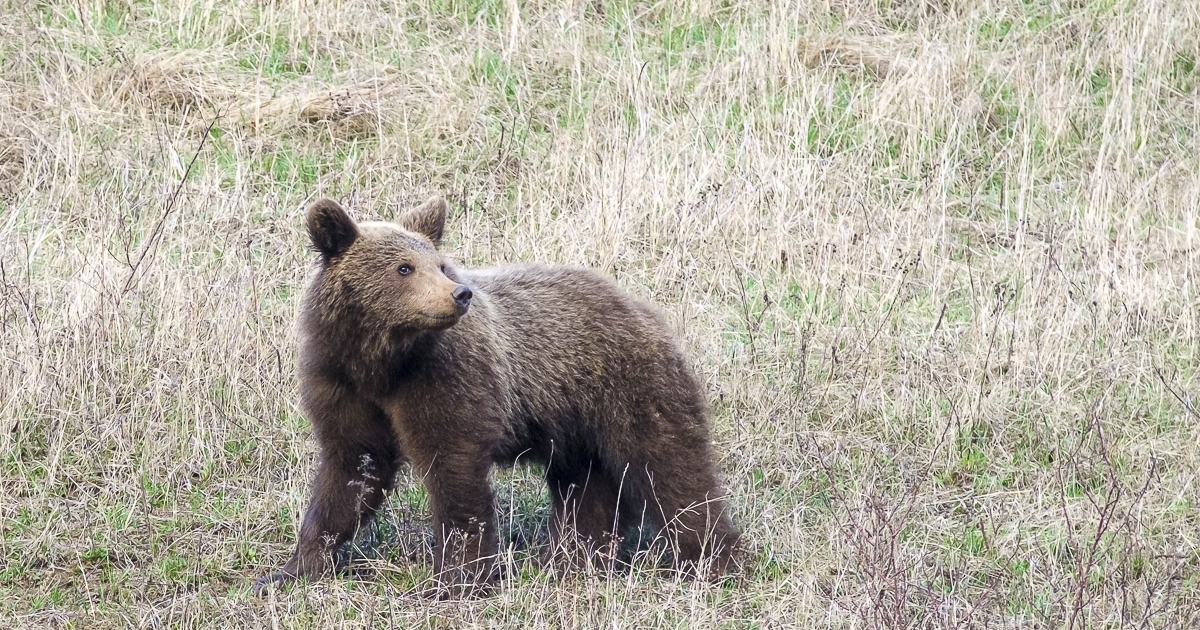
[418, 451, 499, 597]
[545, 462, 625, 574]
[255, 387, 400, 594]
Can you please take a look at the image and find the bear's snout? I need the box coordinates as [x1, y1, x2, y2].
[452, 285, 473, 312]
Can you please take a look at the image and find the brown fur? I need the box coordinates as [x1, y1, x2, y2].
[255, 197, 740, 594]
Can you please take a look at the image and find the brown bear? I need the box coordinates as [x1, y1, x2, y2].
[255, 197, 740, 594]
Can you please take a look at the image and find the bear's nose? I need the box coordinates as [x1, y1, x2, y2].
[452, 285, 473, 309]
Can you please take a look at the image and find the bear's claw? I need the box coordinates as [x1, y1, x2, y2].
[252, 570, 296, 597]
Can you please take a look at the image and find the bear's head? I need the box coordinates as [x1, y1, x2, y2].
[304, 197, 472, 334]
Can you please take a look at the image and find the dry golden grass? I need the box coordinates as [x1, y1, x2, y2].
[2, 0, 1200, 627]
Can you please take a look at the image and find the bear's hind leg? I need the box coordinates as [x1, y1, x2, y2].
[614, 445, 741, 578]
[659, 477, 740, 578]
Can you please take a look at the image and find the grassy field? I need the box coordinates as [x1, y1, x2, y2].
[2, 0, 1200, 627]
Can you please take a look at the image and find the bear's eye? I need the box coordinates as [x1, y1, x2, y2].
[398, 264, 413, 276]
[440, 264, 446, 274]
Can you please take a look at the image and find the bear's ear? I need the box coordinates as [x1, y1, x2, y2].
[306, 199, 359, 259]
[398, 196, 448, 246]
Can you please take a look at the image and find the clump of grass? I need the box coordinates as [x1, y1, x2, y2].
[2, 0, 1200, 627]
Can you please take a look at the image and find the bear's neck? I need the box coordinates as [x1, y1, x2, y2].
[300, 294, 440, 395]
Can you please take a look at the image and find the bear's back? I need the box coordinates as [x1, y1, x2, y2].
[464, 264, 667, 356]
[455, 265, 701, 442]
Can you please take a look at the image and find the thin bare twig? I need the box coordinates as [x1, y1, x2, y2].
[120, 111, 222, 300]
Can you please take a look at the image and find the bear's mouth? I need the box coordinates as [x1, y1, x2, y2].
[422, 312, 463, 329]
